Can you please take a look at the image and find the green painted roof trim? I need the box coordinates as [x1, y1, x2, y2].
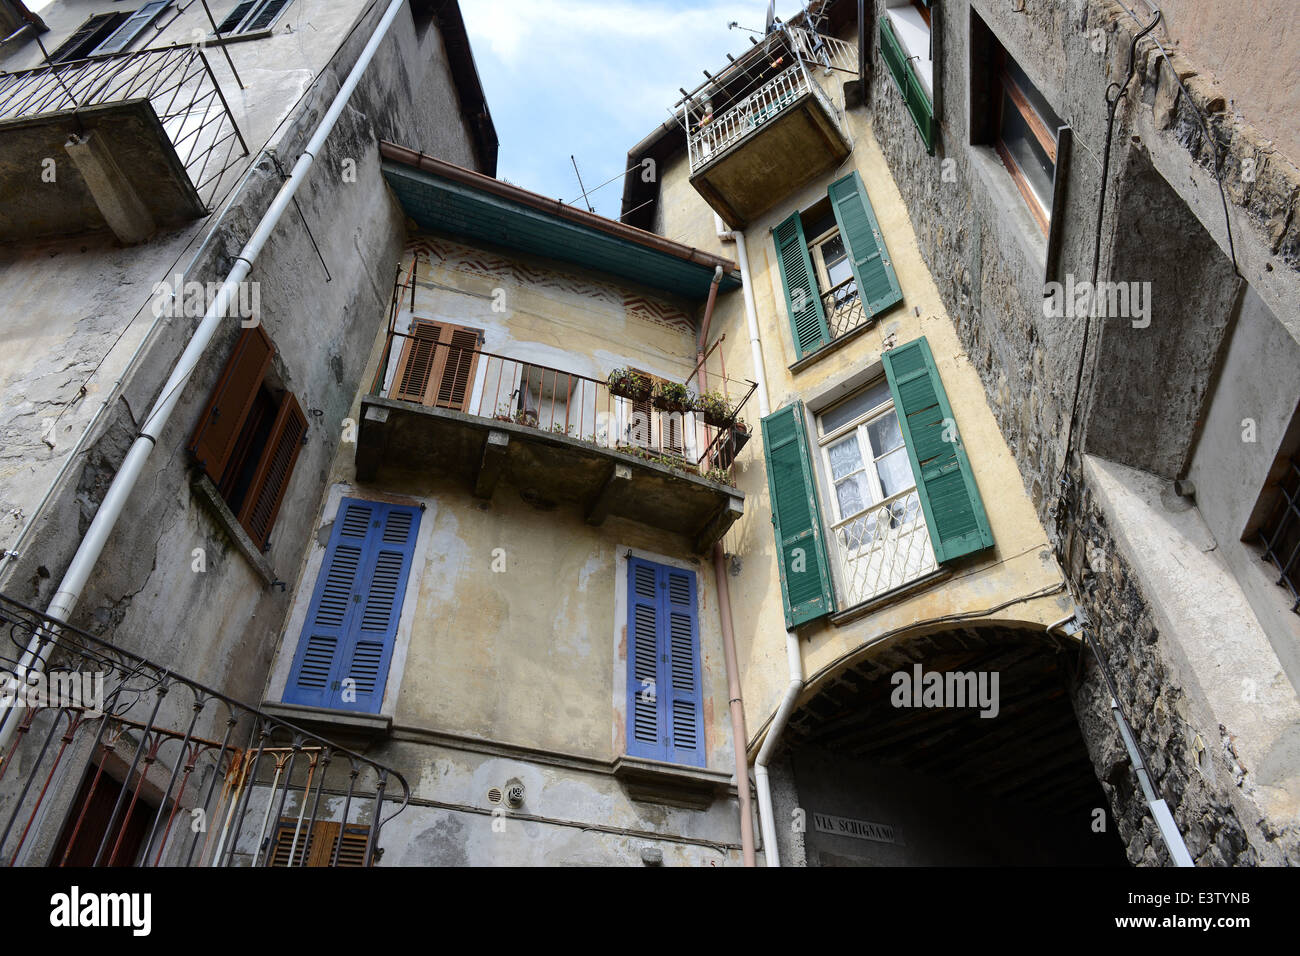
[382, 162, 742, 300]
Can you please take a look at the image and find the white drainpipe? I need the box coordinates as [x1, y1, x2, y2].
[718, 214, 800, 865]
[0, 0, 409, 749]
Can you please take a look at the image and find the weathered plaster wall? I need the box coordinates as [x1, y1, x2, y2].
[0, 1, 481, 708]
[650, 56, 1070, 753]
[260, 238, 750, 862]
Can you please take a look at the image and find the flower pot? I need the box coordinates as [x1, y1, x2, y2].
[653, 396, 691, 414]
[701, 408, 732, 428]
[609, 375, 652, 402]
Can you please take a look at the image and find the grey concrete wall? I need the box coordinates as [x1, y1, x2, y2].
[0, 1, 480, 713]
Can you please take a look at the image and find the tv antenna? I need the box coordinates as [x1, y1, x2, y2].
[570, 155, 595, 213]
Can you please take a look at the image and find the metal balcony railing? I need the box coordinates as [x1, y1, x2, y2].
[821, 275, 871, 342]
[829, 488, 938, 608]
[0, 593, 409, 867]
[0, 45, 248, 207]
[370, 328, 756, 486]
[679, 26, 856, 175]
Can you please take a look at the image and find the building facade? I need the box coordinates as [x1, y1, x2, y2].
[2, 0, 1297, 868]
[622, 0, 1300, 865]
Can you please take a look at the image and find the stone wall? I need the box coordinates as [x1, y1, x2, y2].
[864, 0, 1300, 864]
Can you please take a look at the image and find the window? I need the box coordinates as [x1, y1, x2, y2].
[283, 498, 420, 714]
[188, 326, 307, 552]
[879, 0, 936, 153]
[47, 4, 170, 63]
[775, 171, 902, 362]
[214, 0, 293, 37]
[618, 368, 694, 460]
[268, 818, 370, 867]
[389, 318, 482, 411]
[625, 557, 705, 768]
[816, 379, 936, 606]
[761, 337, 993, 626]
[818, 379, 917, 534]
[992, 50, 1063, 235]
[1258, 454, 1300, 614]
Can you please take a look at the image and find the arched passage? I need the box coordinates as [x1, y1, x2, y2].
[769, 624, 1127, 865]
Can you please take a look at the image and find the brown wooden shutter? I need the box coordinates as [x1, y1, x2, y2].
[392, 320, 442, 403]
[269, 818, 370, 867]
[188, 326, 274, 484]
[237, 392, 307, 551]
[391, 320, 481, 412]
[434, 327, 481, 411]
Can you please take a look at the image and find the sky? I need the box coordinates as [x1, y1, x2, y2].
[459, 0, 808, 222]
[21, 0, 807, 221]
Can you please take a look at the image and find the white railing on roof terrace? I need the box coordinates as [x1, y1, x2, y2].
[680, 26, 858, 174]
[788, 26, 859, 75]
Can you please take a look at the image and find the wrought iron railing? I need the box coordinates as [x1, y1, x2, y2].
[0, 45, 248, 208]
[680, 27, 856, 174]
[0, 593, 408, 867]
[828, 489, 938, 608]
[369, 326, 755, 485]
[821, 275, 871, 342]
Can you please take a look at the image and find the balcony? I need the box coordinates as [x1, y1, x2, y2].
[681, 26, 856, 228]
[0, 593, 408, 867]
[357, 321, 755, 553]
[828, 488, 940, 611]
[0, 45, 248, 243]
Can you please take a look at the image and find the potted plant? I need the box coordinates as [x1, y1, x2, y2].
[693, 390, 733, 428]
[652, 380, 693, 414]
[712, 418, 751, 470]
[607, 368, 652, 402]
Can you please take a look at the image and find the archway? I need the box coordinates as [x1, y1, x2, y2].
[769, 624, 1127, 865]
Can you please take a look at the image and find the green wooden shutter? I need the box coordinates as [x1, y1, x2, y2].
[882, 337, 994, 563]
[879, 16, 936, 154]
[761, 401, 835, 628]
[828, 171, 903, 320]
[775, 212, 830, 360]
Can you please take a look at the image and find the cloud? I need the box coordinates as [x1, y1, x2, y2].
[459, 0, 806, 217]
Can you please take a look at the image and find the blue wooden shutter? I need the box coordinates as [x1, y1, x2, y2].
[284, 499, 420, 712]
[882, 337, 994, 563]
[762, 401, 836, 628]
[626, 558, 704, 767]
[626, 558, 664, 761]
[663, 566, 704, 767]
[828, 171, 903, 319]
[775, 211, 831, 359]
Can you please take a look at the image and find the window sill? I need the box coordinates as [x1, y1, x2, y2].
[788, 318, 879, 376]
[205, 28, 275, 46]
[828, 567, 952, 627]
[612, 756, 732, 810]
[968, 145, 1048, 273]
[261, 702, 393, 746]
[190, 470, 276, 586]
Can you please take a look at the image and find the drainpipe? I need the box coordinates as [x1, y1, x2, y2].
[0, 0, 410, 748]
[694, 265, 756, 866]
[715, 216, 797, 864]
[1047, 611, 1194, 866]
